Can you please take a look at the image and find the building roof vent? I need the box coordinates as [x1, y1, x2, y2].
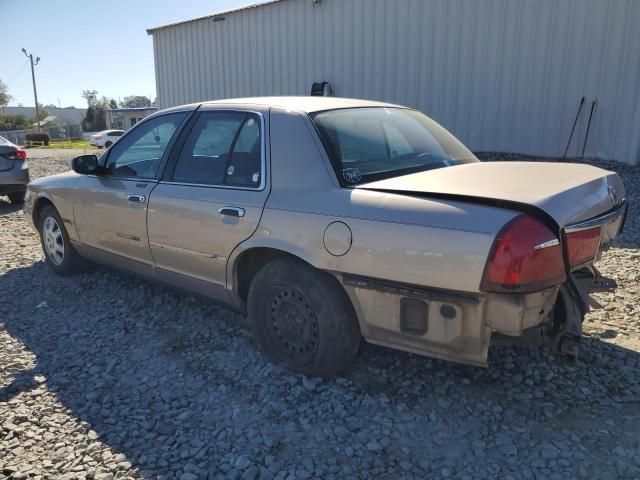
[310, 82, 333, 97]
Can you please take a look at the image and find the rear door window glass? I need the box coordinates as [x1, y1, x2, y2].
[172, 112, 262, 188]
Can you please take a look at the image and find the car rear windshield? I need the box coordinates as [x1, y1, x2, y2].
[311, 107, 478, 185]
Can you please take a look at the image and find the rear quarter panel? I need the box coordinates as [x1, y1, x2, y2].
[229, 107, 518, 294]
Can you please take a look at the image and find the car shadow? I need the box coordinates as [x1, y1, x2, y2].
[0, 199, 22, 216]
[1, 262, 639, 478]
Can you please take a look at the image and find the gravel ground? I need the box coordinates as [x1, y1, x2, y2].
[1, 149, 639, 480]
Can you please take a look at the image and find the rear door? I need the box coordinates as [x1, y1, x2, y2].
[147, 106, 269, 295]
[74, 112, 188, 270]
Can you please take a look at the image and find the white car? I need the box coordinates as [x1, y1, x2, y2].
[89, 130, 125, 149]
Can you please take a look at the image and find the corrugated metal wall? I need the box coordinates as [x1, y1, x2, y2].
[151, 0, 640, 164]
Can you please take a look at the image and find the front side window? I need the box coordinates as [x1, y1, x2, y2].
[171, 111, 262, 188]
[311, 107, 477, 185]
[105, 113, 186, 178]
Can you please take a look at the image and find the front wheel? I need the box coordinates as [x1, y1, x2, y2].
[105, 141, 113, 148]
[39, 205, 90, 275]
[247, 258, 361, 377]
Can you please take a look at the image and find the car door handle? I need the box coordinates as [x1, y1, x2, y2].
[218, 206, 245, 218]
[127, 194, 146, 203]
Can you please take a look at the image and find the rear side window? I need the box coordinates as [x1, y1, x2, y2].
[171, 112, 262, 188]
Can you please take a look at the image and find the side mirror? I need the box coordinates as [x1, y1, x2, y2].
[71, 155, 99, 175]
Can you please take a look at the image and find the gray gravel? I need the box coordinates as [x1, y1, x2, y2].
[1, 149, 639, 479]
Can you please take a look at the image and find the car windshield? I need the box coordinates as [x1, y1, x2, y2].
[311, 107, 478, 185]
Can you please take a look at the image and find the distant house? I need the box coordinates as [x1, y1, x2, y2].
[106, 107, 158, 130]
[0, 106, 86, 126]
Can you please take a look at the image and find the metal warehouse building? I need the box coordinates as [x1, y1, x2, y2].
[147, 0, 640, 165]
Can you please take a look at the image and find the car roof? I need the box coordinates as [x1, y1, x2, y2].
[201, 96, 404, 113]
[154, 97, 411, 120]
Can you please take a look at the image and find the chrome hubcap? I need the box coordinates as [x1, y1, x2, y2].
[43, 217, 65, 265]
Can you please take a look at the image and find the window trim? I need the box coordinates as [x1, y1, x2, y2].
[97, 110, 193, 181]
[160, 109, 267, 192]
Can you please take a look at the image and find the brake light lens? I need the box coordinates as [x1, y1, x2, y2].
[481, 215, 566, 293]
[1, 149, 27, 160]
[565, 226, 601, 266]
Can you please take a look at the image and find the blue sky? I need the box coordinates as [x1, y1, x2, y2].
[1, 0, 266, 108]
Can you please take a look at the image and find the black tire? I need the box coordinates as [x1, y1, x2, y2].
[247, 258, 361, 376]
[39, 205, 90, 275]
[8, 191, 25, 204]
[105, 141, 112, 148]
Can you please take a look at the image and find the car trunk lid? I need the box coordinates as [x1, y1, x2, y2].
[0, 146, 18, 172]
[357, 161, 625, 227]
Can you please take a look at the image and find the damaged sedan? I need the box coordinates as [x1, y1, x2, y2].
[24, 97, 627, 376]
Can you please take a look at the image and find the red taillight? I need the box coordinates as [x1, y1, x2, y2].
[481, 215, 566, 293]
[16, 149, 27, 159]
[565, 226, 601, 266]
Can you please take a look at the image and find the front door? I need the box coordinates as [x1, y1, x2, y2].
[74, 112, 188, 268]
[147, 108, 269, 293]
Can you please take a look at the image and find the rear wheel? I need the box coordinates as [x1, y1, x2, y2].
[8, 191, 25, 204]
[105, 141, 113, 148]
[39, 205, 90, 275]
[247, 258, 361, 376]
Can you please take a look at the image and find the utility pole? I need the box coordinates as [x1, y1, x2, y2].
[21, 48, 41, 130]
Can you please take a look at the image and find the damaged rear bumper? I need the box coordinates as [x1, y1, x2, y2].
[340, 269, 617, 367]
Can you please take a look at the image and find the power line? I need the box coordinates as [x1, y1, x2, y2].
[4, 59, 30, 87]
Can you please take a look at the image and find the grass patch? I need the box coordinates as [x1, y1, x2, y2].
[37, 139, 96, 149]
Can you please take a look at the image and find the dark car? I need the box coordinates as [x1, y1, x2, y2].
[0, 135, 29, 204]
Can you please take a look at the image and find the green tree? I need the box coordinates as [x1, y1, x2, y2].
[81, 90, 99, 107]
[0, 78, 11, 108]
[36, 103, 49, 123]
[0, 114, 31, 130]
[109, 99, 118, 109]
[82, 104, 106, 131]
[121, 95, 152, 108]
[81, 90, 107, 131]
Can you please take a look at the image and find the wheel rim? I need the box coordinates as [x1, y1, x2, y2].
[269, 288, 319, 365]
[43, 216, 65, 265]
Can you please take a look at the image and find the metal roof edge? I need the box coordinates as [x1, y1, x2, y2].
[146, 0, 285, 34]
[106, 107, 159, 112]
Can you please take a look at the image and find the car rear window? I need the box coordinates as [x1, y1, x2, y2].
[311, 107, 478, 185]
